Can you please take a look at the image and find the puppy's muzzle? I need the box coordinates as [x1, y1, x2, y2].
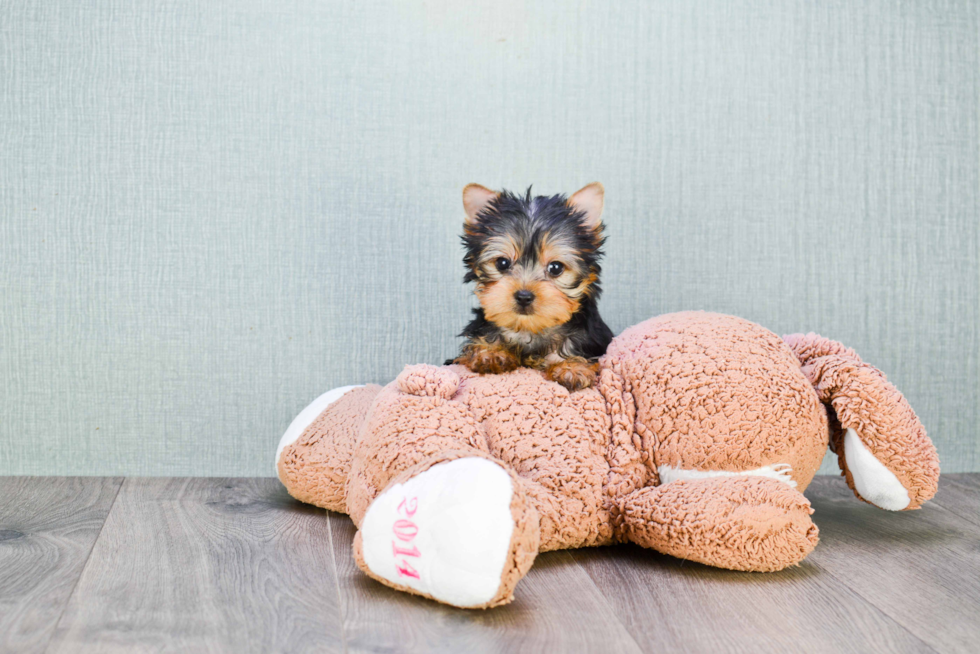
[513, 289, 535, 312]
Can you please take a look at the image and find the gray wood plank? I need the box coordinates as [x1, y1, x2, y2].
[931, 473, 980, 528]
[7, 475, 972, 653]
[572, 544, 930, 654]
[47, 478, 346, 654]
[805, 475, 980, 654]
[329, 514, 643, 654]
[0, 477, 122, 654]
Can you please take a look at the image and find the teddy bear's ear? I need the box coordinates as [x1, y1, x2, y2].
[462, 184, 498, 225]
[568, 182, 604, 231]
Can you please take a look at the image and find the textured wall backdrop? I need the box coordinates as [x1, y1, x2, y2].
[1, 0, 978, 476]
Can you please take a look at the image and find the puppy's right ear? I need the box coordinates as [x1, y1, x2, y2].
[462, 184, 498, 225]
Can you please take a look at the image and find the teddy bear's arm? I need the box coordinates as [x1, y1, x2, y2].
[620, 476, 819, 571]
[343, 365, 548, 608]
[784, 333, 940, 511]
[277, 384, 383, 513]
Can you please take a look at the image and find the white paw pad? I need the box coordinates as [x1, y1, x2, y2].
[360, 457, 515, 608]
[658, 462, 798, 487]
[276, 385, 363, 476]
[843, 428, 910, 511]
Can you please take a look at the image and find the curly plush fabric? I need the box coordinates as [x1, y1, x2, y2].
[784, 332, 940, 509]
[622, 476, 819, 572]
[352, 451, 542, 607]
[277, 384, 382, 512]
[603, 313, 829, 491]
[277, 311, 940, 609]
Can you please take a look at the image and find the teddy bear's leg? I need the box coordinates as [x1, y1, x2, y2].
[351, 452, 541, 609]
[620, 476, 819, 572]
[341, 365, 542, 608]
[276, 384, 383, 512]
[783, 333, 940, 510]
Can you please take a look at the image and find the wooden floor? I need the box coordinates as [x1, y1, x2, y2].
[1, 475, 978, 654]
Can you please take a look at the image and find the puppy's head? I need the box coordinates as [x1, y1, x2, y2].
[460, 183, 605, 334]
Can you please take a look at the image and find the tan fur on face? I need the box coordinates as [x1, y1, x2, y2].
[570, 272, 598, 299]
[475, 235, 520, 281]
[474, 231, 593, 334]
[538, 238, 579, 279]
[479, 277, 578, 334]
[538, 234, 596, 300]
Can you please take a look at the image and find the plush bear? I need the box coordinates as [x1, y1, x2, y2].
[276, 311, 939, 609]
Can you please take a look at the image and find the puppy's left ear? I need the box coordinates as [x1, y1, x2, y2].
[568, 182, 604, 231]
[462, 184, 498, 225]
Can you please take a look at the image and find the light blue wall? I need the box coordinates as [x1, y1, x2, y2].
[1, 1, 977, 475]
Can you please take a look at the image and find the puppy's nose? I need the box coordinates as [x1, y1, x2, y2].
[514, 290, 535, 307]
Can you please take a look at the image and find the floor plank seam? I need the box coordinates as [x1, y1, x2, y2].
[42, 476, 125, 654]
[916, 496, 980, 530]
[805, 558, 942, 654]
[929, 500, 980, 529]
[568, 550, 647, 654]
[932, 483, 980, 528]
[5, 475, 973, 653]
[326, 514, 350, 654]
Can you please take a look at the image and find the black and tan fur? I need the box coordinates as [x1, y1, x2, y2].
[447, 183, 614, 391]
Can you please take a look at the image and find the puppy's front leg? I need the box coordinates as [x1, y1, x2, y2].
[455, 338, 521, 375]
[542, 354, 599, 391]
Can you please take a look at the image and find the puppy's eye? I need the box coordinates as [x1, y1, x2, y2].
[547, 261, 565, 277]
[495, 257, 511, 272]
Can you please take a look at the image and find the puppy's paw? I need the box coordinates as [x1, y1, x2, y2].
[456, 339, 520, 375]
[546, 357, 598, 391]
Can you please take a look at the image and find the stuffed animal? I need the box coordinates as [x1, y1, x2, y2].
[276, 311, 939, 609]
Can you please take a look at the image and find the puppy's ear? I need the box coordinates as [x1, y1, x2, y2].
[462, 184, 498, 225]
[568, 182, 604, 231]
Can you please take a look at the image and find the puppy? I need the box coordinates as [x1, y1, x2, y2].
[448, 183, 613, 391]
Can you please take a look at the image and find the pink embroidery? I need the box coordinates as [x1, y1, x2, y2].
[392, 519, 419, 542]
[395, 559, 420, 580]
[397, 497, 418, 517]
[392, 542, 421, 558]
[393, 496, 422, 579]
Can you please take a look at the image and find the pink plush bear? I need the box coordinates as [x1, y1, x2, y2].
[276, 311, 939, 609]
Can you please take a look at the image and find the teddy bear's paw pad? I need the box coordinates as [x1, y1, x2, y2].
[276, 384, 364, 474]
[843, 428, 910, 511]
[657, 462, 798, 488]
[360, 458, 516, 608]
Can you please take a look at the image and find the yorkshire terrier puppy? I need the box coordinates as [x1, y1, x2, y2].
[448, 182, 614, 391]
